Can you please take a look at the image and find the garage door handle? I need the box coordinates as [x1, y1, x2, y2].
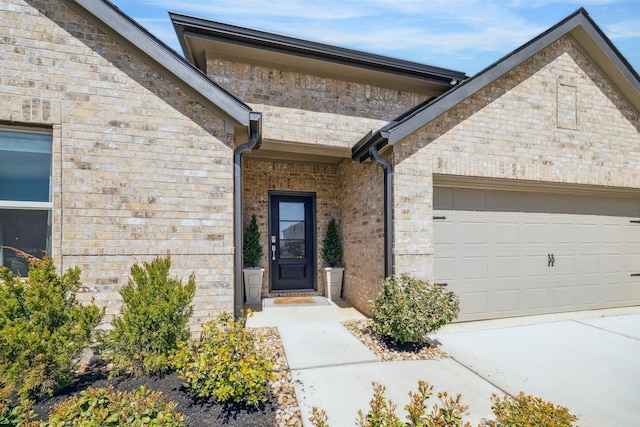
[435, 282, 448, 287]
[548, 253, 555, 267]
[630, 220, 640, 224]
[433, 216, 447, 220]
[632, 273, 640, 277]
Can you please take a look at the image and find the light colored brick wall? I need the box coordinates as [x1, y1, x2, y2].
[248, 103, 387, 149]
[242, 159, 340, 296]
[207, 58, 425, 121]
[1, 0, 236, 328]
[337, 159, 385, 315]
[393, 36, 640, 281]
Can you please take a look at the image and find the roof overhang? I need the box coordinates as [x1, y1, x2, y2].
[352, 8, 640, 162]
[170, 13, 467, 97]
[64, 0, 255, 135]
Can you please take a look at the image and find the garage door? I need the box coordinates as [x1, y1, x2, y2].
[434, 187, 640, 321]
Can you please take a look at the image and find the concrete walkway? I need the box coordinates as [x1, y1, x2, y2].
[247, 303, 640, 427]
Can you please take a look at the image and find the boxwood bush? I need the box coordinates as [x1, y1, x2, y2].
[370, 274, 460, 344]
[0, 257, 104, 399]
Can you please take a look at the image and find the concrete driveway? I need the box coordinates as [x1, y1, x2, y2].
[435, 309, 640, 426]
[252, 303, 640, 426]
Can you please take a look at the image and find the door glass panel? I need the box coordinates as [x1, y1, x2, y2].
[279, 221, 305, 239]
[279, 202, 304, 221]
[280, 240, 305, 259]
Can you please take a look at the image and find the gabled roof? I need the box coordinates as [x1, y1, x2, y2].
[352, 8, 640, 162]
[170, 12, 467, 97]
[63, 0, 255, 133]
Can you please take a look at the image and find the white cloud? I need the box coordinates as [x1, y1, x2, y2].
[607, 20, 640, 38]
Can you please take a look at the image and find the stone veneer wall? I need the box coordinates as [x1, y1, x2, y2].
[392, 36, 640, 281]
[337, 159, 385, 315]
[1, 0, 236, 329]
[242, 159, 340, 296]
[207, 58, 425, 120]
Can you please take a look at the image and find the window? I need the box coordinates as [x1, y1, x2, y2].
[0, 128, 52, 276]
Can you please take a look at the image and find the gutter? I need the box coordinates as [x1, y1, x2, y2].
[234, 112, 263, 319]
[368, 144, 393, 277]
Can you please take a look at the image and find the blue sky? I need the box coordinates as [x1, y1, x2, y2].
[110, 0, 640, 76]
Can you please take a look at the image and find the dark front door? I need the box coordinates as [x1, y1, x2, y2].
[270, 193, 315, 291]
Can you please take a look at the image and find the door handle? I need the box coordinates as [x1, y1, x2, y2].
[548, 253, 555, 267]
[271, 236, 276, 261]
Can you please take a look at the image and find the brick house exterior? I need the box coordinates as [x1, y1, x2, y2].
[2, 1, 638, 324]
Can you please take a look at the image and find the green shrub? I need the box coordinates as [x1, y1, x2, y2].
[321, 219, 342, 267]
[311, 381, 471, 427]
[103, 255, 195, 377]
[488, 392, 577, 427]
[243, 215, 263, 267]
[171, 311, 275, 407]
[0, 257, 104, 399]
[370, 275, 459, 344]
[355, 382, 402, 427]
[312, 383, 578, 427]
[41, 386, 185, 426]
[0, 389, 36, 427]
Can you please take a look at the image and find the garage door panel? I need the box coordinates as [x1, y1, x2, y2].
[496, 289, 519, 312]
[577, 224, 599, 243]
[524, 255, 547, 276]
[434, 222, 455, 245]
[461, 222, 487, 244]
[434, 257, 455, 281]
[461, 291, 489, 315]
[554, 286, 575, 307]
[462, 256, 488, 279]
[495, 222, 518, 243]
[624, 282, 640, 301]
[604, 224, 622, 243]
[578, 284, 600, 304]
[627, 225, 640, 243]
[524, 223, 547, 243]
[604, 284, 623, 302]
[603, 254, 623, 273]
[524, 288, 547, 309]
[554, 255, 575, 275]
[496, 256, 519, 278]
[553, 223, 574, 243]
[578, 254, 599, 274]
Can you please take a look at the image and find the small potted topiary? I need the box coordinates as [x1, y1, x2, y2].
[243, 215, 264, 305]
[322, 219, 344, 301]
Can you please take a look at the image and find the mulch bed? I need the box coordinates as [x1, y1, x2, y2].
[32, 370, 277, 427]
[29, 326, 303, 427]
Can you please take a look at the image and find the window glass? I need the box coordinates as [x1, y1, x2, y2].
[0, 130, 52, 202]
[0, 128, 52, 276]
[0, 210, 51, 275]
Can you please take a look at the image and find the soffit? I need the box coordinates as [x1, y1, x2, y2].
[182, 34, 452, 96]
[244, 139, 351, 165]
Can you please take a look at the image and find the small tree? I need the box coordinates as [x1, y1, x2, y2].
[243, 215, 263, 267]
[103, 255, 195, 377]
[321, 219, 342, 267]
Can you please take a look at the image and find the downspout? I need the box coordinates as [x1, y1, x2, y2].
[234, 112, 262, 319]
[368, 144, 393, 277]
